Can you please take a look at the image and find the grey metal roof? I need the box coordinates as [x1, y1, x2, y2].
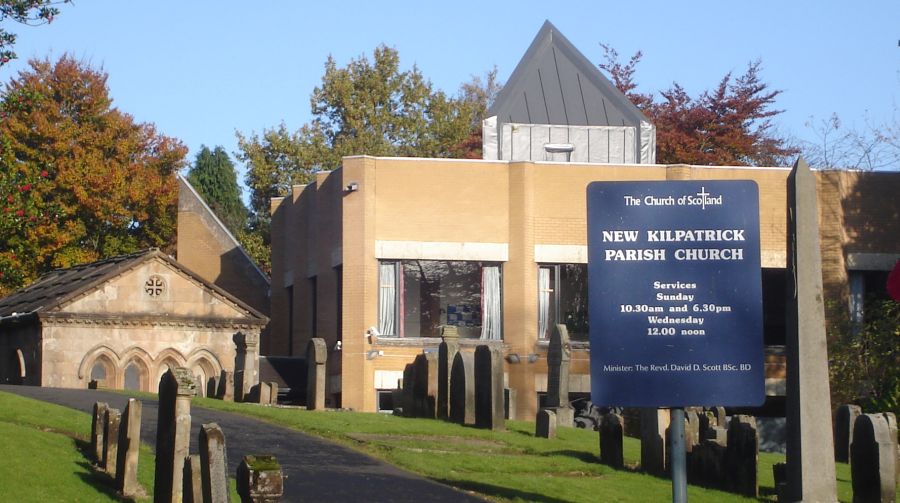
[0, 249, 267, 321]
[488, 20, 649, 128]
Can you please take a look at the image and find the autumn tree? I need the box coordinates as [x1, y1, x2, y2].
[0, 0, 68, 66]
[599, 45, 797, 166]
[237, 45, 484, 251]
[0, 56, 187, 294]
[187, 145, 247, 234]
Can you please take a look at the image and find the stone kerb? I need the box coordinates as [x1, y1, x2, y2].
[545, 324, 574, 427]
[102, 407, 122, 477]
[599, 413, 624, 468]
[154, 367, 196, 503]
[450, 351, 476, 426]
[834, 404, 861, 463]
[200, 423, 229, 503]
[851, 413, 897, 503]
[91, 401, 109, 463]
[115, 398, 143, 497]
[437, 326, 460, 420]
[306, 338, 327, 411]
[474, 345, 505, 431]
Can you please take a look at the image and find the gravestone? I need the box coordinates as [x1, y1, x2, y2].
[183, 455, 203, 503]
[306, 338, 327, 410]
[851, 413, 897, 503]
[233, 370, 245, 402]
[155, 367, 196, 503]
[207, 376, 219, 398]
[412, 353, 438, 418]
[545, 324, 574, 427]
[834, 404, 861, 463]
[504, 388, 517, 420]
[200, 423, 229, 503]
[103, 407, 122, 476]
[450, 351, 476, 425]
[234, 332, 260, 402]
[268, 382, 279, 405]
[725, 414, 758, 497]
[217, 370, 235, 401]
[258, 382, 271, 405]
[535, 409, 557, 439]
[640, 408, 669, 475]
[474, 345, 505, 431]
[784, 158, 837, 502]
[685, 410, 701, 453]
[599, 413, 625, 468]
[437, 326, 460, 420]
[91, 402, 109, 463]
[115, 398, 142, 496]
[402, 363, 416, 418]
[689, 439, 727, 489]
[711, 406, 727, 428]
[237, 455, 283, 503]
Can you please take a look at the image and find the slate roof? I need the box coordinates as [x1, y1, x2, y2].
[0, 249, 266, 321]
[488, 20, 649, 128]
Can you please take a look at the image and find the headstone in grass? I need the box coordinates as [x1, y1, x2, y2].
[450, 351, 476, 425]
[599, 412, 624, 468]
[833, 404, 861, 463]
[536, 409, 557, 439]
[258, 382, 271, 405]
[413, 353, 438, 418]
[116, 398, 142, 497]
[725, 414, 758, 497]
[437, 326, 460, 420]
[546, 324, 574, 427]
[504, 388, 516, 420]
[237, 455, 284, 503]
[640, 407, 669, 475]
[711, 406, 726, 428]
[155, 367, 196, 503]
[402, 362, 416, 418]
[689, 438, 726, 489]
[217, 370, 234, 401]
[474, 345, 505, 431]
[91, 401, 109, 463]
[267, 382, 279, 405]
[200, 423, 229, 503]
[183, 454, 203, 503]
[685, 410, 701, 453]
[306, 338, 327, 410]
[102, 407, 121, 476]
[851, 413, 897, 503]
[207, 376, 219, 398]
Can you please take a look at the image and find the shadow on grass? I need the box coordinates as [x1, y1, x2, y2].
[432, 478, 573, 503]
[543, 449, 600, 464]
[73, 439, 133, 502]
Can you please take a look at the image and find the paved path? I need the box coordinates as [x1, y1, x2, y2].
[0, 385, 483, 502]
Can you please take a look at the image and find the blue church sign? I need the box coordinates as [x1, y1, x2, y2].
[587, 180, 765, 407]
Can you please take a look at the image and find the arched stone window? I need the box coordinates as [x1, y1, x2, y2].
[123, 359, 149, 392]
[89, 354, 117, 388]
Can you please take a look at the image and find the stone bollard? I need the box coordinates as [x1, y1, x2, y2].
[535, 409, 557, 439]
[91, 402, 109, 463]
[237, 455, 284, 503]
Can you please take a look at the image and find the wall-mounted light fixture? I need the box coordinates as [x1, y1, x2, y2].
[345, 181, 359, 192]
[527, 353, 540, 363]
[505, 353, 521, 364]
[366, 326, 380, 344]
[333, 340, 342, 351]
[366, 349, 380, 360]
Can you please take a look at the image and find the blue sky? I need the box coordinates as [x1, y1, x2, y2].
[3, 1, 898, 186]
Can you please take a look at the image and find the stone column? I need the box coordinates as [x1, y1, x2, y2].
[437, 326, 460, 420]
[115, 398, 142, 497]
[474, 345, 505, 431]
[306, 338, 327, 410]
[154, 367, 196, 503]
[784, 158, 837, 502]
[200, 423, 229, 503]
[235, 331, 261, 402]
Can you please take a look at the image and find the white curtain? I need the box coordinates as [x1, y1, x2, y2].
[538, 267, 551, 339]
[480, 266, 502, 340]
[378, 263, 396, 336]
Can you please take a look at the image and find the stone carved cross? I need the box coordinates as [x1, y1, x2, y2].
[546, 324, 571, 408]
[144, 275, 165, 297]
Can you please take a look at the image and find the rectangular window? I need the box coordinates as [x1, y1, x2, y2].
[378, 260, 502, 339]
[538, 264, 588, 341]
[848, 269, 890, 330]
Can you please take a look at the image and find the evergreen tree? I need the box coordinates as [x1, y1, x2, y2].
[187, 146, 247, 235]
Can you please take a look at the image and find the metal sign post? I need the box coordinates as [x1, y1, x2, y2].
[670, 407, 687, 503]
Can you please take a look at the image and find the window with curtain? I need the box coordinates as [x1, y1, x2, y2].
[538, 263, 588, 341]
[378, 260, 502, 339]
